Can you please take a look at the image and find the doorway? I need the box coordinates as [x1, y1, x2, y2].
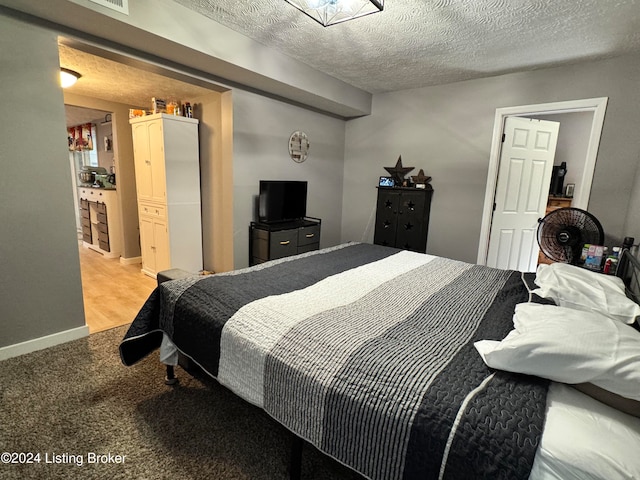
[65, 104, 156, 333]
[477, 97, 608, 267]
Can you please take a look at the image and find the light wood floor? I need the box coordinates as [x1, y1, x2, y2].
[78, 243, 156, 334]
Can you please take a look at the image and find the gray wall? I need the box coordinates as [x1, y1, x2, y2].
[3, 8, 640, 353]
[233, 89, 346, 268]
[342, 55, 640, 262]
[0, 15, 85, 347]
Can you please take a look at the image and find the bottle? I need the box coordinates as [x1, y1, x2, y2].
[184, 102, 193, 118]
[603, 257, 613, 275]
[600, 247, 608, 272]
[604, 247, 620, 275]
[611, 247, 620, 275]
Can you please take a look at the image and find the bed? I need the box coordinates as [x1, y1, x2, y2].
[119, 242, 640, 480]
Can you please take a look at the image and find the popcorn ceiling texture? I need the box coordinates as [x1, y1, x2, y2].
[58, 0, 640, 118]
[59, 44, 214, 109]
[172, 0, 640, 93]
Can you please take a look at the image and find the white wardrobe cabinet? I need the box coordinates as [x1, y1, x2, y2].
[130, 113, 203, 278]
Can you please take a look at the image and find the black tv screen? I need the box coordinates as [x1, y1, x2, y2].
[259, 180, 307, 223]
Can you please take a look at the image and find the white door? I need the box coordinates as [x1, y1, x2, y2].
[486, 116, 560, 272]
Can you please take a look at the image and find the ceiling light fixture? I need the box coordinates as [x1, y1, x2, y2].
[60, 68, 81, 88]
[284, 0, 383, 27]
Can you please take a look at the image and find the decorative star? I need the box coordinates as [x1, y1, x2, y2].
[384, 156, 414, 185]
[404, 222, 414, 231]
[411, 169, 432, 185]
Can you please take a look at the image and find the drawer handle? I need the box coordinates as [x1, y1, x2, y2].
[280, 240, 291, 246]
[305, 233, 315, 238]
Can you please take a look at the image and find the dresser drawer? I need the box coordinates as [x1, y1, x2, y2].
[99, 239, 110, 252]
[546, 197, 572, 211]
[298, 225, 320, 247]
[139, 203, 166, 219]
[269, 229, 298, 259]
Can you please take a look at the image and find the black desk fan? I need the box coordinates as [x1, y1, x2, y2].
[537, 207, 604, 264]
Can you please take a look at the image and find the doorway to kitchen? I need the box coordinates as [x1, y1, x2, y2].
[66, 104, 156, 333]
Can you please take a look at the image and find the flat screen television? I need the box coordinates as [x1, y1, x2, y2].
[259, 180, 307, 223]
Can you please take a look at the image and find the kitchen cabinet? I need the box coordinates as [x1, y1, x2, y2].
[78, 187, 121, 258]
[139, 214, 170, 275]
[130, 113, 202, 278]
[373, 187, 433, 253]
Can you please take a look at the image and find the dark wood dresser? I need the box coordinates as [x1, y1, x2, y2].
[250, 218, 321, 266]
[373, 187, 433, 253]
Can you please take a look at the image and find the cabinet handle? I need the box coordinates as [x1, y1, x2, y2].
[305, 233, 315, 238]
[280, 240, 291, 246]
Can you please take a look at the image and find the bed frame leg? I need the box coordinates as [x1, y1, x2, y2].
[165, 365, 178, 385]
[289, 435, 303, 480]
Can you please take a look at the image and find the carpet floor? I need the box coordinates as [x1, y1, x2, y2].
[0, 326, 363, 480]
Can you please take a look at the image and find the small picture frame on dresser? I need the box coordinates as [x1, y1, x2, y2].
[565, 183, 575, 198]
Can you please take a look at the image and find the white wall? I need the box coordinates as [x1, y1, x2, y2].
[0, 15, 86, 348]
[232, 89, 346, 268]
[342, 54, 640, 263]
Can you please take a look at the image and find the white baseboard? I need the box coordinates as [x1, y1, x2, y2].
[120, 256, 142, 265]
[0, 326, 90, 361]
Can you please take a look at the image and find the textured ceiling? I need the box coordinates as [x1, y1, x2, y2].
[59, 0, 640, 121]
[172, 0, 640, 93]
[59, 43, 217, 125]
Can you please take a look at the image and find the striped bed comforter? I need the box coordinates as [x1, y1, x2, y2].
[120, 242, 548, 480]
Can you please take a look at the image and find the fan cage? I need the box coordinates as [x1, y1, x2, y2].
[537, 207, 604, 264]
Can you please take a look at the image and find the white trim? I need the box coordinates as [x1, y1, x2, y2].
[0, 326, 90, 361]
[477, 97, 608, 265]
[119, 256, 142, 265]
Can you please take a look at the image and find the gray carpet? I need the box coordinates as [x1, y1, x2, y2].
[0, 326, 363, 479]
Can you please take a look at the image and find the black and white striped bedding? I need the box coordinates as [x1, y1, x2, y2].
[120, 242, 548, 480]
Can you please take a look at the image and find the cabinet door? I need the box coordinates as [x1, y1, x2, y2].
[395, 190, 428, 252]
[139, 216, 156, 274]
[153, 218, 171, 272]
[132, 123, 153, 201]
[147, 121, 167, 203]
[373, 190, 400, 247]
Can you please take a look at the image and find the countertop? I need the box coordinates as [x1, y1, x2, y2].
[78, 184, 116, 190]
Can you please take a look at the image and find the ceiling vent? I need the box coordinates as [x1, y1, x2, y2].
[89, 0, 129, 15]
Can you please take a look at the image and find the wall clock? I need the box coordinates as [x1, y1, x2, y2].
[289, 131, 309, 163]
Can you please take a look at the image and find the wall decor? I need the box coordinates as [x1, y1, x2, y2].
[565, 183, 575, 197]
[411, 169, 433, 189]
[384, 155, 414, 186]
[289, 131, 310, 163]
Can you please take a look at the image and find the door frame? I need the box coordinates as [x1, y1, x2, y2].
[477, 97, 608, 265]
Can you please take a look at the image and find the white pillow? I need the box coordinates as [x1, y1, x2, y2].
[475, 303, 640, 401]
[532, 262, 640, 325]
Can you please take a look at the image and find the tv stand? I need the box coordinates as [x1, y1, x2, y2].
[249, 217, 321, 266]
